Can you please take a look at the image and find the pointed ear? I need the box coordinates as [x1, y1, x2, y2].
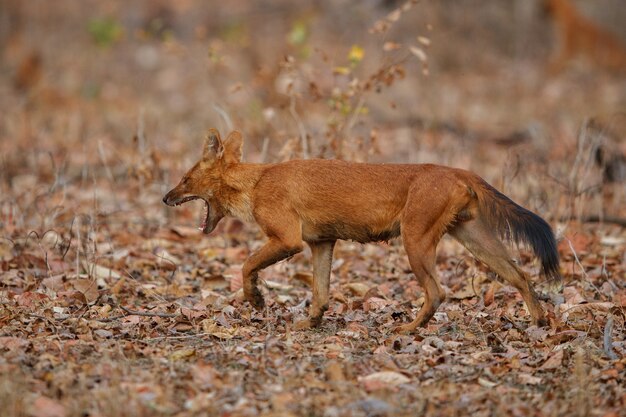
[203, 128, 224, 161]
[223, 130, 243, 164]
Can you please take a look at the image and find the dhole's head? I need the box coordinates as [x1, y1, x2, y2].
[162, 128, 243, 234]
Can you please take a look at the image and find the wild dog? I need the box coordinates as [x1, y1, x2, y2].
[543, 0, 626, 74]
[163, 129, 561, 333]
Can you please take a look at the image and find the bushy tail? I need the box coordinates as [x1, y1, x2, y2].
[472, 177, 562, 289]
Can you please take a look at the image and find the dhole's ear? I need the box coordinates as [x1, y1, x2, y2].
[203, 128, 224, 161]
[223, 131, 243, 164]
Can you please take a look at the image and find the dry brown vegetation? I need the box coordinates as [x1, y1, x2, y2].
[0, 1, 625, 416]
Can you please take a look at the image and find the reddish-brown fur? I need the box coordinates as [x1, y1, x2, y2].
[164, 129, 561, 332]
[544, 0, 626, 74]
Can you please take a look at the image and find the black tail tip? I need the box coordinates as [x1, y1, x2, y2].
[542, 262, 563, 293]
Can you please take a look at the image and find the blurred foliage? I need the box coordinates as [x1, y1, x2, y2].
[348, 44, 365, 66]
[87, 17, 123, 47]
[288, 20, 311, 58]
[288, 21, 308, 46]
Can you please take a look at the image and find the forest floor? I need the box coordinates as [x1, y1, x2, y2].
[1, 180, 625, 417]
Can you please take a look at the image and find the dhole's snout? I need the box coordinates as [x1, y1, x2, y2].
[162, 190, 176, 206]
[162, 189, 193, 206]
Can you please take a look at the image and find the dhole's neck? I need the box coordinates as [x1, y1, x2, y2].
[222, 163, 266, 191]
[218, 163, 267, 221]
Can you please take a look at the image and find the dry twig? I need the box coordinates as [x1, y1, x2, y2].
[603, 316, 618, 360]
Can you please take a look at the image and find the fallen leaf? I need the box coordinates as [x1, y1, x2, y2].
[383, 42, 401, 51]
[265, 280, 293, 291]
[41, 274, 66, 292]
[478, 377, 498, 388]
[15, 291, 49, 307]
[86, 263, 121, 280]
[227, 270, 243, 292]
[518, 373, 542, 385]
[170, 348, 196, 361]
[204, 275, 228, 290]
[540, 349, 564, 370]
[93, 329, 113, 339]
[417, 36, 431, 46]
[484, 281, 496, 306]
[201, 318, 236, 339]
[563, 286, 585, 304]
[293, 271, 313, 286]
[409, 46, 427, 62]
[345, 283, 370, 297]
[363, 297, 388, 312]
[325, 361, 346, 382]
[0, 337, 29, 350]
[359, 371, 410, 391]
[559, 233, 593, 254]
[31, 396, 67, 417]
[71, 278, 99, 303]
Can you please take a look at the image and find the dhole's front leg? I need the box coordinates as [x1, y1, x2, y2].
[294, 240, 335, 330]
[242, 237, 303, 309]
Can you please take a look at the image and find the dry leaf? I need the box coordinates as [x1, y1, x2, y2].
[204, 275, 229, 290]
[227, 270, 243, 292]
[201, 318, 236, 339]
[325, 361, 346, 382]
[345, 283, 370, 296]
[383, 42, 402, 51]
[417, 36, 431, 46]
[409, 46, 427, 62]
[563, 286, 586, 304]
[170, 348, 196, 361]
[293, 271, 313, 286]
[540, 350, 564, 370]
[484, 281, 496, 306]
[386, 9, 401, 22]
[518, 373, 542, 385]
[71, 278, 99, 303]
[31, 396, 67, 417]
[359, 371, 410, 391]
[86, 263, 121, 280]
[478, 377, 498, 388]
[363, 297, 388, 312]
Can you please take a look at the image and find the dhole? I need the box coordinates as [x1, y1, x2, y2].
[163, 129, 561, 332]
[543, 0, 626, 74]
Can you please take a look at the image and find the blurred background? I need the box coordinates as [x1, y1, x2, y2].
[2, 3, 625, 415]
[1, 0, 625, 234]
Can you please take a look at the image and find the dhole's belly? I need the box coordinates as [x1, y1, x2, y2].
[301, 219, 401, 243]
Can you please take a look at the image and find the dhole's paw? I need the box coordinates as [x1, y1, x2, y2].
[534, 317, 549, 328]
[245, 289, 265, 310]
[250, 295, 265, 310]
[293, 315, 323, 331]
[391, 323, 415, 334]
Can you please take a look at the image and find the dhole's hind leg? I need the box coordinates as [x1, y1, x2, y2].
[394, 240, 444, 334]
[450, 219, 547, 326]
[394, 183, 458, 333]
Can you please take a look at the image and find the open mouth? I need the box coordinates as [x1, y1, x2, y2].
[172, 196, 211, 234]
